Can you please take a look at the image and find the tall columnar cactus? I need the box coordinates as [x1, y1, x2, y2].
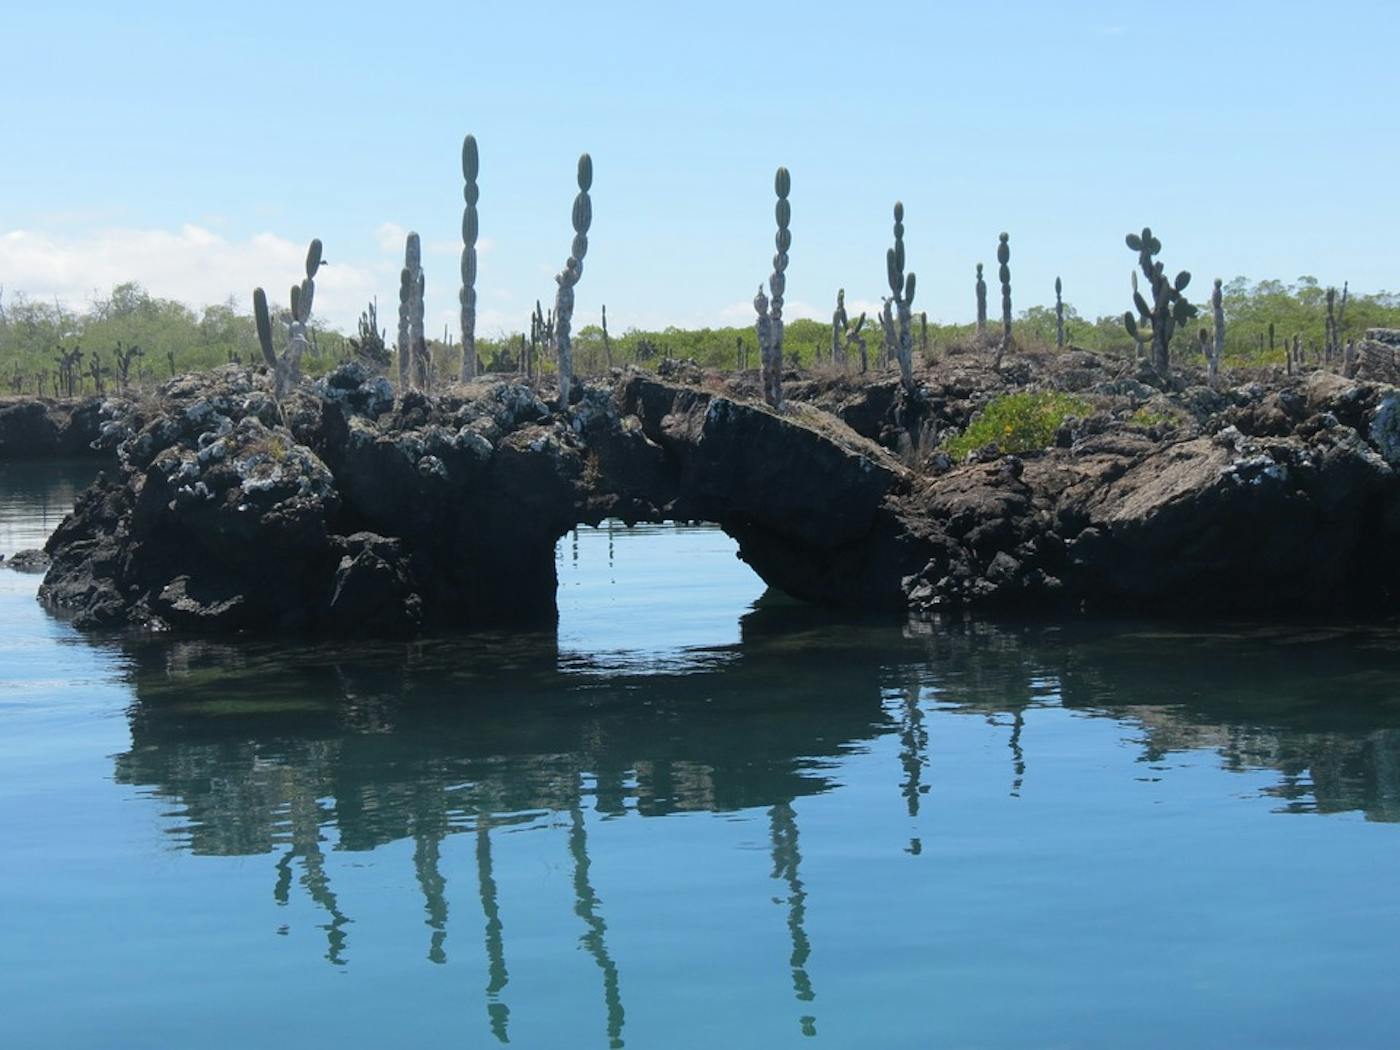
[886, 201, 917, 392]
[1054, 276, 1065, 349]
[602, 305, 613, 369]
[831, 288, 848, 367]
[997, 233, 1012, 342]
[975, 263, 987, 334]
[1325, 286, 1340, 361]
[1209, 278, 1225, 385]
[1122, 227, 1197, 374]
[554, 153, 592, 408]
[412, 267, 428, 388]
[254, 237, 323, 400]
[1129, 272, 1145, 360]
[1268, 320, 1276, 352]
[754, 166, 791, 409]
[402, 232, 428, 389]
[397, 267, 412, 389]
[460, 134, 480, 382]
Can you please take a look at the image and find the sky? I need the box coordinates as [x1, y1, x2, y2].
[2, 0, 1396, 337]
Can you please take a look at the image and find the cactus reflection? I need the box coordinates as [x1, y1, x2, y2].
[101, 600, 1400, 1045]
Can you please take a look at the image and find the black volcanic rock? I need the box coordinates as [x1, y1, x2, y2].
[33, 353, 1400, 634]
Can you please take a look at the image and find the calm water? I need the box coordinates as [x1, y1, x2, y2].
[4, 463, 1400, 1048]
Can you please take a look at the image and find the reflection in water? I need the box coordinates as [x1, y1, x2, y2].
[413, 826, 448, 964]
[12, 472, 1400, 1044]
[0, 460, 97, 554]
[570, 800, 625, 1049]
[96, 608, 1400, 1042]
[476, 822, 511, 1043]
[769, 801, 816, 1038]
[896, 681, 928, 855]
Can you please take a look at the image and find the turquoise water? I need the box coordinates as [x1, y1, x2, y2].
[4, 462, 1400, 1048]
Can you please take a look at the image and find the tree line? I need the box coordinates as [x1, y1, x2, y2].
[2, 276, 1397, 397]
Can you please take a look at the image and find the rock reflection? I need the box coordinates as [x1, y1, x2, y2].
[106, 609, 1400, 1041]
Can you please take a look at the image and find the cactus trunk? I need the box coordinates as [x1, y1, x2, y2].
[554, 153, 592, 408]
[1210, 278, 1225, 385]
[755, 167, 791, 409]
[975, 264, 987, 334]
[1054, 276, 1065, 350]
[997, 233, 1012, 344]
[886, 202, 916, 393]
[460, 135, 480, 382]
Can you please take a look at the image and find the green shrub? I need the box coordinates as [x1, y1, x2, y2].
[1128, 405, 1185, 429]
[944, 391, 1092, 460]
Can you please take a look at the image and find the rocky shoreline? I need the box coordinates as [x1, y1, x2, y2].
[24, 344, 1400, 634]
[0, 395, 130, 461]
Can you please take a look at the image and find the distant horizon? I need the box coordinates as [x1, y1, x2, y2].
[4, 0, 1395, 336]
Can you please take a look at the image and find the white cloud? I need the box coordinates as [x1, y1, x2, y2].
[0, 225, 379, 331]
[716, 296, 831, 326]
[375, 222, 408, 254]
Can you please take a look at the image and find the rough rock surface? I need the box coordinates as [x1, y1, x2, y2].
[34, 352, 1400, 634]
[0, 396, 141, 460]
[6, 549, 52, 573]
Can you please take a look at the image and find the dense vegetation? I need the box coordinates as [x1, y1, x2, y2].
[2, 277, 1398, 397]
[943, 391, 1094, 459]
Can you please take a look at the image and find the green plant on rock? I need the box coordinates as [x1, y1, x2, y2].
[1123, 226, 1197, 374]
[944, 390, 1092, 460]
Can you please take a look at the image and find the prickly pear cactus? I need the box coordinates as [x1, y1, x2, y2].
[848, 311, 868, 374]
[886, 201, 916, 392]
[1122, 226, 1197, 374]
[253, 238, 322, 401]
[554, 152, 592, 407]
[460, 134, 480, 382]
[755, 166, 790, 409]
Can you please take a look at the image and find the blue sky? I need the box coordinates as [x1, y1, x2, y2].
[2, 0, 1396, 335]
